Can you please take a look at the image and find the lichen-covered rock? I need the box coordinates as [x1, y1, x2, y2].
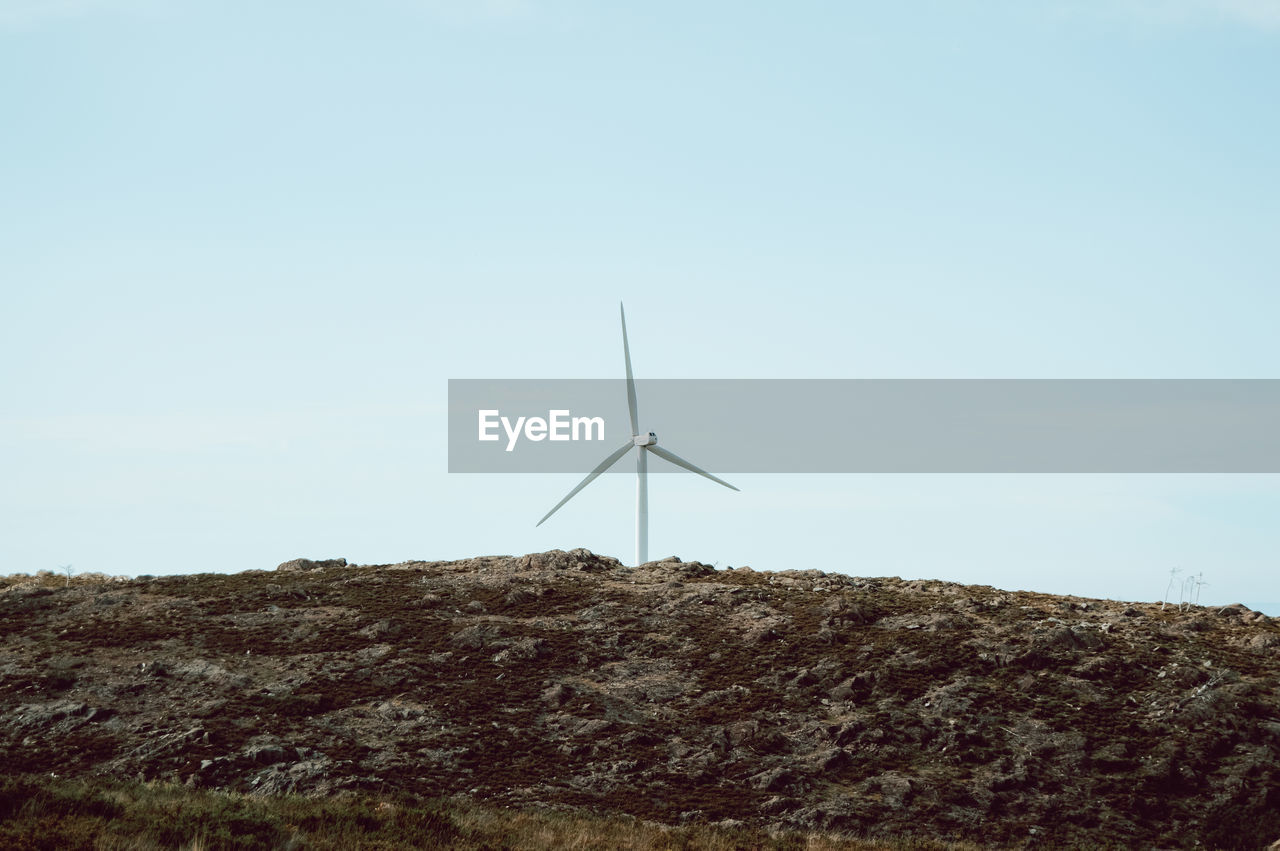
[276, 557, 348, 572]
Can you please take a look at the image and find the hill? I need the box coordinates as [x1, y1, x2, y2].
[2, 551, 1279, 849]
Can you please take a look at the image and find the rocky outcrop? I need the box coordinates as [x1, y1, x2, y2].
[2, 552, 1279, 848]
[276, 557, 348, 572]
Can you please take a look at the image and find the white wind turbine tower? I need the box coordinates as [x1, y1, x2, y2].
[536, 303, 739, 566]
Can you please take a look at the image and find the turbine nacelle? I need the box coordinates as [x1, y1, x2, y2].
[634, 432, 657, 447]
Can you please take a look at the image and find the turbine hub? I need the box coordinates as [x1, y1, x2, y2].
[634, 432, 657, 447]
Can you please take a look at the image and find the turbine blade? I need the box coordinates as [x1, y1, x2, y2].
[621, 302, 639, 436]
[646, 445, 739, 491]
[536, 440, 635, 526]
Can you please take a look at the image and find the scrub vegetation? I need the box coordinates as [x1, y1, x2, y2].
[2, 552, 1278, 848]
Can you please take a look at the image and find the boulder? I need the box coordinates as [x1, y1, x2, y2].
[276, 557, 348, 572]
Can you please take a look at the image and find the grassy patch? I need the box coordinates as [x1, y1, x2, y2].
[0, 775, 988, 850]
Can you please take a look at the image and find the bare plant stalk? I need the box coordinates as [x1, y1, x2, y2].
[1162, 567, 1180, 611]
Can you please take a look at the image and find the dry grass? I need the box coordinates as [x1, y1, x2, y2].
[0, 775, 991, 851]
[452, 804, 991, 849]
[1, 570, 130, 590]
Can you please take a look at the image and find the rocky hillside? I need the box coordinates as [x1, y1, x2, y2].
[2, 551, 1279, 849]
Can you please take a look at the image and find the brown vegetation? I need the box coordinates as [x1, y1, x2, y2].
[2, 551, 1278, 849]
[0, 773, 989, 850]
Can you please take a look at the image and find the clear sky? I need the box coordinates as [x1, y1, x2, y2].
[3, 1, 1278, 612]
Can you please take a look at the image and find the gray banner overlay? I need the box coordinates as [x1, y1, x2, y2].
[448, 379, 1280, 473]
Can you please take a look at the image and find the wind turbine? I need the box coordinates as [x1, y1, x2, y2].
[536, 302, 739, 566]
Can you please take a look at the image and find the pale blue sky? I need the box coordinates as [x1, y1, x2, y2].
[3, 1, 1277, 611]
